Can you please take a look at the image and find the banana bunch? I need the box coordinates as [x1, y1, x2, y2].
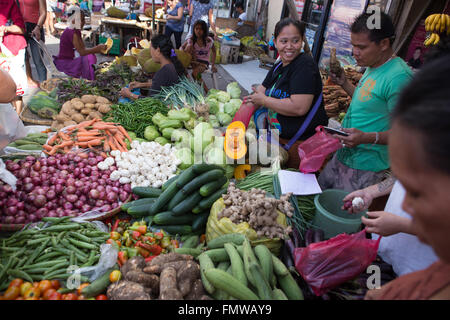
[425, 13, 450, 35]
[424, 33, 440, 47]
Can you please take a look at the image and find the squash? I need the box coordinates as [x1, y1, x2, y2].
[224, 121, 247, 160]
[234, 164, 251, 180]
[102, 38, 113, 54]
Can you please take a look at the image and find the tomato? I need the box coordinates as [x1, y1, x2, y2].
[32, 282, 39, 288]
[109, 270, 122, 283]
[9, 278, 23, 288]
[50, 280, 61, 290]
[48, 292, 62, 300]
[19, 282, 33, 297]
[110, 231, 121, 240]
[77, 283, 90, 296]
[42, 288, 57, 300]
[3, 286, 20, 300]
[63, 293, 78, 300]
[77, 295, 88, 300]
[95, 294, 108, 300]
[23, 287, 41, 299]
[38, 280, 52, 293]
[15, 296, 24, 300]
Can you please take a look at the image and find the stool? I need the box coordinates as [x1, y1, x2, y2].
[220, 44, 240, 64]
[228, 46, 240, 63]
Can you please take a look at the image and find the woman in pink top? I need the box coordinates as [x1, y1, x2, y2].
[181, 20, 216, 91]
[53, 6, 106, 80]
[19, 0, 48, 85]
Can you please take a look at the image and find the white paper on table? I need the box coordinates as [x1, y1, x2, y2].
[277, 170, 322, 195]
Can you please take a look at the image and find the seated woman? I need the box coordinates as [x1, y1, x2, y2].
[53, 5, 106, 80]
[120, 34, 185, 100]
[246, 18, 328, 169]
[181, 19, 217, 91]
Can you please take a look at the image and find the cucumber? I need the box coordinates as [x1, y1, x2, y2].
[81, 266, 118, 298]
[191, 205, 203, 214]
[277, 272, 304, 300]
[254, 244, 274, 284]
[198, 253, 216, 295]
[175, 167, 198, 188]
[192, 164, 225, 174]
[17, 144, 43, 150]
[182, 235, 199, 249]
[191, 212, 209, 233]
[203, 248, 229, 263]
[127, 204, 154, 217]
[204, 268, 259, 300]
[162, 175, 178, 191]
[224, 243, 247, 287]
[156, 225, 192, 235]
[172, 192, 203, 216]
[14, 139, 40, 146]
[243, 238, 258, 287]
[174, 247, 203, 258]
[272, 288, 289, 300]
[132, 187, 163, 198]
[153, 211, 195, 225]
[121, 198, 156, 211]
[149, 180, 179, 215]
[198, 187, 227, 210]
[272, 254, 289, 277]
[207, 233, 246, 249]
[167, 188, 190, 210]
[249, 262, 274, 300]
[199, 176, 228, 197]
[181, 169, 225, 195]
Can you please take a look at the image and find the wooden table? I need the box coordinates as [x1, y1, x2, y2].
[138, 14, 166, 35]
[99, 17, 152, 52]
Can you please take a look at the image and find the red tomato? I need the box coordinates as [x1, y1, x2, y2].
[38, 280, 52, 293]
[23, 287, 41, 299]
[42, 288, 57, 300]
[96, 294, 108, 300]
[19, 282, 33, 297]
[9, 278, 24, 288]
[109, 270, 122, 283]
[50, 280, 61, 290]
[63, 293, 78, 300]
[48, 292, 62, 300]
[3, 286, 20, 300]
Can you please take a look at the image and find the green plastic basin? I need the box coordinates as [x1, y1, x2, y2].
[312, 189, 367, 239]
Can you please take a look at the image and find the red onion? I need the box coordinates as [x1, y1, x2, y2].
[81, 204, 91, 212]
[33, 194, 47, 208]
[74, 180, 84, 188]
[22, 162, 32, 169]
[33, 161, 41, 171]
[61, 164, 69, 171]
[66, 177, 76, 186]
[73, 168, 81, 177]
[6, 197, 18, 207]
[83, 167, 91, 175]
[95, 200, 104, 207]
[23, 183, 34, 192]
[96, 185, 105, 192]
[123, 184, 132, 193]
[50, 177, 57, 185]
[11, 163, 21, 171]
[60, 157, 68, 165]
[88, 199, 96, 207]
[101, 204, 112, 212]
[40, 166, 48, 173]
[106, 192, 118, 203]
[46, 201, 57, 210]
[27, 193, 36, 203]
[91, 182, 99, 189]
[343, 201, 353, 210]
[68, 163, 76, 172]
[63, 202, 73, 210]
[98, 178, 106, 185]
[66, 185, 76, 194]
[15, 216, 26, 224]
[102, 169, 111, 176]
[34, 188, 46, 196]
[74, 200, 84, 209]
[28, 214, 38, 222]
[31, 176, 41, 186]
[88, 158, 98, 166]
[113, 181, 121, 188]
[88, 152, 95, 158]
[79, 195, 87, 202]
[47, 210, 58, 217]
[26, 156, 36, 162]
[4, 216, 15, 224]
[96, 155, 104, 162]
[36, 208, 48, 219]
[57, 210, 65, 218]
[78, 162, 86, 169]
[5, 207, 17, 216]
[59, 170, 69, 178]
[98, 191, 106, 200]
[111, 202, 119, 209]
[89, 189, 100, 200]
[40, 173, 49, 181]
[47, 157, 56, 165]
[55, 184, 64, 194]
[56, 207, 65, 216]
[48, 166, 56, 174]
[17, 168, 28, 179]
[40, 158, 48, 166]
[47, 190, 56, 200]
[16, 201, 25, 210]
[74, 155, 82, 163]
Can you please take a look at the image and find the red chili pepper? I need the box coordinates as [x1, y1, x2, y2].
[112, 219, 120, 232]
[136, 247, 150, 258]
[131, 231, 141, 240]
[118, 251, 128, 265]
[154, 232, 164, 240]
[134, 240, 142, 248]
[139, 242, 163, 256]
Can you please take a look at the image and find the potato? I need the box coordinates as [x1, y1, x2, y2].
[54, 122, 65, 131]
[56, 113, 71, 122]
[71, 113, 85, 123]
[88, 111, 103, 119]
[98, 104, 111, 114]
[96, 96, 110, 104]
[80, 108, 91, 115]
[84, 103, 95, 109]
[81, 94, 97, 104]
[61, 102, 76, 115]
[70, 98, 82, 104]
[72, 101, 85, 111]
[63, 120, 77, 127]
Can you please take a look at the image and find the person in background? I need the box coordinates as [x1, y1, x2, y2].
[363, 54, 450, 300]
[44, 0, 56, 36]
[236, 1, 246, 26]
[164, 0, 185, 49]
[246, 18, 328, 169]
[180, 19, 216, 91]
[0, 69, 18, 104]
[120, 34, 185, 100]
[318, 12, 413, 192]
[188, 0, 217, 39]
[407, 47, 423, 70]
[19, 0, 48, 87]
[53, 5, 106, 80]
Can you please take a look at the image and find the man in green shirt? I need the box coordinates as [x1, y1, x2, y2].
[318, 11, 413, 192]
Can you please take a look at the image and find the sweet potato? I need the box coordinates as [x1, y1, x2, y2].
[107, 280, 151, 300]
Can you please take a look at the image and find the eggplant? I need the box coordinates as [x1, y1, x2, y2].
[285, 239, 296, 259]
[281, 241, 295, 269]
[292, 226, 304, 248]
[313, 228, 324, 243]
[304, 228, 315, 247]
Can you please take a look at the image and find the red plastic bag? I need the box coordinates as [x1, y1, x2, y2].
[294, 230, 381, 296]
[297, 126, 342, 173]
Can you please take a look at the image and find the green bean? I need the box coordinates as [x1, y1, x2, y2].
[7, 269, 33, 283]
[68, 231, 93, 243]
[67, 238, 97, 250]
[44, 261, 71, 276]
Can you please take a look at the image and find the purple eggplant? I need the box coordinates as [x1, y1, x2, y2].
[285, 239, 296, 258]
[292, 227, 304, 248]
[304, 229, 315, 247]
[281, 241, 295, 269]
[313, 229, 325, 243]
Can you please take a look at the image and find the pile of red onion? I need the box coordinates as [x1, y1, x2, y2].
[0, 153, 132, 224]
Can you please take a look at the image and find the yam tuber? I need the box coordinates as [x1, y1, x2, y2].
[159, 267, 183, 300]
[330, 47, 343, 77]
[148, 252, 193, 266]
[107, 280, 151, 300]
[121, 256, 146, 277]
[124, 270, 159, 293]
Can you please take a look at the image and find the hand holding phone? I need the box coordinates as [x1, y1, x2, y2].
[323, 126, 349, 136]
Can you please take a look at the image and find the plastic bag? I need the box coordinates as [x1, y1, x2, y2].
[297, 125, 342, 173]
[206, 198, 286, 255]
[0, 43, 28, 96]
[76, 244, 119, 282]
[0, 103, 27, 151]
[0, 158, 17, 191]
[294, 230, 381, 296]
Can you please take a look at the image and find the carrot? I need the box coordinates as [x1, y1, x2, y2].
[77, 136, 105, 142]
[85, 139, 103, 147]
[63, 146, 72, 153]
[55, 141, 74, 149]
[103, 136, 110, 152]
[108, 136, 120, 151]
[47, 134, 59, 146]
[58, 131, 71, 141]
[47, 146, 58, 156]
[42, 144, 53, 151]
[92, 123, 119, 130]
[76, 119, 97, 129]
[117, 125, 132, 143]
[76, 142, 90, 148]
[100, 152, 108, 158]
[77, 130, 101, 137]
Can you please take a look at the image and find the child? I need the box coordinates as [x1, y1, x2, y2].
[181, 19, 216, 91]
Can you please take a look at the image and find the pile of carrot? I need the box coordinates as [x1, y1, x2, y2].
[43, 119, 132, 157]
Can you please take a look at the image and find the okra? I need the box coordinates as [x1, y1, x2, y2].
[23, 259, 67, 270]
[68, 231, 93, 243]
[42, 224, 81, 232]
[68, 238, 97, 250]
[7, 269, 34, 283]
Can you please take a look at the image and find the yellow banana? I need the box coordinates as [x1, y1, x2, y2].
[431, 14, 440, 32]
[446, 14, 450, 33]
[425, 14, 435, 31]
[440, 14, 446, 33]
[433, 33, 440, 45]
[425, 14, 434, 26]
[424, 34, 434, 47]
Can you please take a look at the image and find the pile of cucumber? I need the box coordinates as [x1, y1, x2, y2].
[121, 163, 229, 236]
[7, 132, 49, 151]
[178, 233, 304, 300]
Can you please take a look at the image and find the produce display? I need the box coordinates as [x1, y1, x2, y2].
[6, 132, 49, 152]
[27, 91, 60, 119]
[424, 13, 450, 46]
[323, 85, 352, 119]
[0, 152, 131, 224]
[137, 48, 192, 74]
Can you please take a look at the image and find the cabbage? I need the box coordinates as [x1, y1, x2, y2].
[207, 89, 221, 97]
[192, 122, 214, 155]
[144, 125, 160, 141]
[218, 102, 225, 113]
[206, 97, 219, 115]
[224, 165, 235, 179]
[224, 99, 242, 116]
[208, 114, 221, 128]
[226, 81, 241, 99]
[175, 148, 194, 170]
[217, 112, 232, 126]
[216, 91, 231, 103]
[203, 146, 226, 166]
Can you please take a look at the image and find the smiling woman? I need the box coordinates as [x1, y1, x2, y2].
[247, 18, 328, 169]
[364, 55, 450, 300]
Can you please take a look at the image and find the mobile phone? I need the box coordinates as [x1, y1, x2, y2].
[323, 126, 349, 136]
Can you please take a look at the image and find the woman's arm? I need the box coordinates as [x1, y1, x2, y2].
[0, 69, 17, 103]
[189, 2, 193, 16]
[167, 6, 184, 21]
[208, 8, 217, 38]
[73, 32, 106, 56]
[31, 0, 47, 41]
[210, 41, 217, 70]
[249, 91, 315, 117]
[0, 25, 24, 35]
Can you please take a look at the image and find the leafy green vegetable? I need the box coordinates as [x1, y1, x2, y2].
[144, 125, 160, 141]
[216, 112, 232, 126]
[175, 148, 194, 170]
[216, 91, 231, 103]
[192, 122, 214, 155]
[226, 81, 241, 99]
[206, 97, 219, 115]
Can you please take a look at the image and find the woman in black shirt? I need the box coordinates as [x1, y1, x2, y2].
[120, 34, 185, 100]
[247, 18, 328, 169]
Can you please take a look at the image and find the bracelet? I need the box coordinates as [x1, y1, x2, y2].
[373, 132, 379, 145]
